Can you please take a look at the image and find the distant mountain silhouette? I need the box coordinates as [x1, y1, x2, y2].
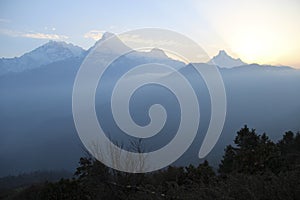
[208, 50, 246, 68]
[0, 33, 188, 76]
[0, 33, 299, 177]
[1, 35, 296, 77]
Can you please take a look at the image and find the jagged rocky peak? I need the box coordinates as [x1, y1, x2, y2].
[208, 50, 246, 68]
[148, 48, 168, 58]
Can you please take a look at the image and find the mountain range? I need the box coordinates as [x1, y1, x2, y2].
[0, 33, 299, 177]
[1, 33, 290, 75]
[0, 33, 187, 75]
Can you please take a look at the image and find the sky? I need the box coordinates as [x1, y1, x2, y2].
[0, 0, 299, 68]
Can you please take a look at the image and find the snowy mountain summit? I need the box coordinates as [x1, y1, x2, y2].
[208, 50, 246, 68]
[0, 41, 85, 75]
[0, 38, 293, 76]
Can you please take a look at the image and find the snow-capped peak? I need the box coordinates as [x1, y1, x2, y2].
[0, 41, 85, 75]
[93, 32, 116, 46]
[33, 40, 84, 59]
[43, 40, 84, 57]
[101, 32, 115, 40]
[87, 32, 120, 52]
[208, 50, 246, 68]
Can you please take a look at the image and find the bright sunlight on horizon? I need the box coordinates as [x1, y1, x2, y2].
[193, 0, 300, 68]
[0, 0, 299, 68]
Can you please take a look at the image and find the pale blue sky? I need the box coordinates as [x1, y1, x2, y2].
[1, 0, 299, 68]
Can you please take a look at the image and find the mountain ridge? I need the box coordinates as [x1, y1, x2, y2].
[0, 36, 299, 177]
[0, 36, 297, 76]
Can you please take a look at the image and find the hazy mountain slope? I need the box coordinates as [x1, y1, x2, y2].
[0, 37, 299, 176]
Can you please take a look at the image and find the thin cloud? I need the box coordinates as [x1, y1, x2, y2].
[120, 33, 187, 48]
[0, 29, 68, 40]
[22, 33, 68, 40]
[84, 30, 104, 40]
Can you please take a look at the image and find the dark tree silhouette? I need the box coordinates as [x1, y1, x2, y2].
[4, 126, 300, 200]
[219, 125, 282, 174]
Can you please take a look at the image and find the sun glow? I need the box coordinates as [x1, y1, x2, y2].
[230, 27, 280, 64]
[195, 0, 300, 68]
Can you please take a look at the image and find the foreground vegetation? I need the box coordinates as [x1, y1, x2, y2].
[1, 125, 300, 200]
